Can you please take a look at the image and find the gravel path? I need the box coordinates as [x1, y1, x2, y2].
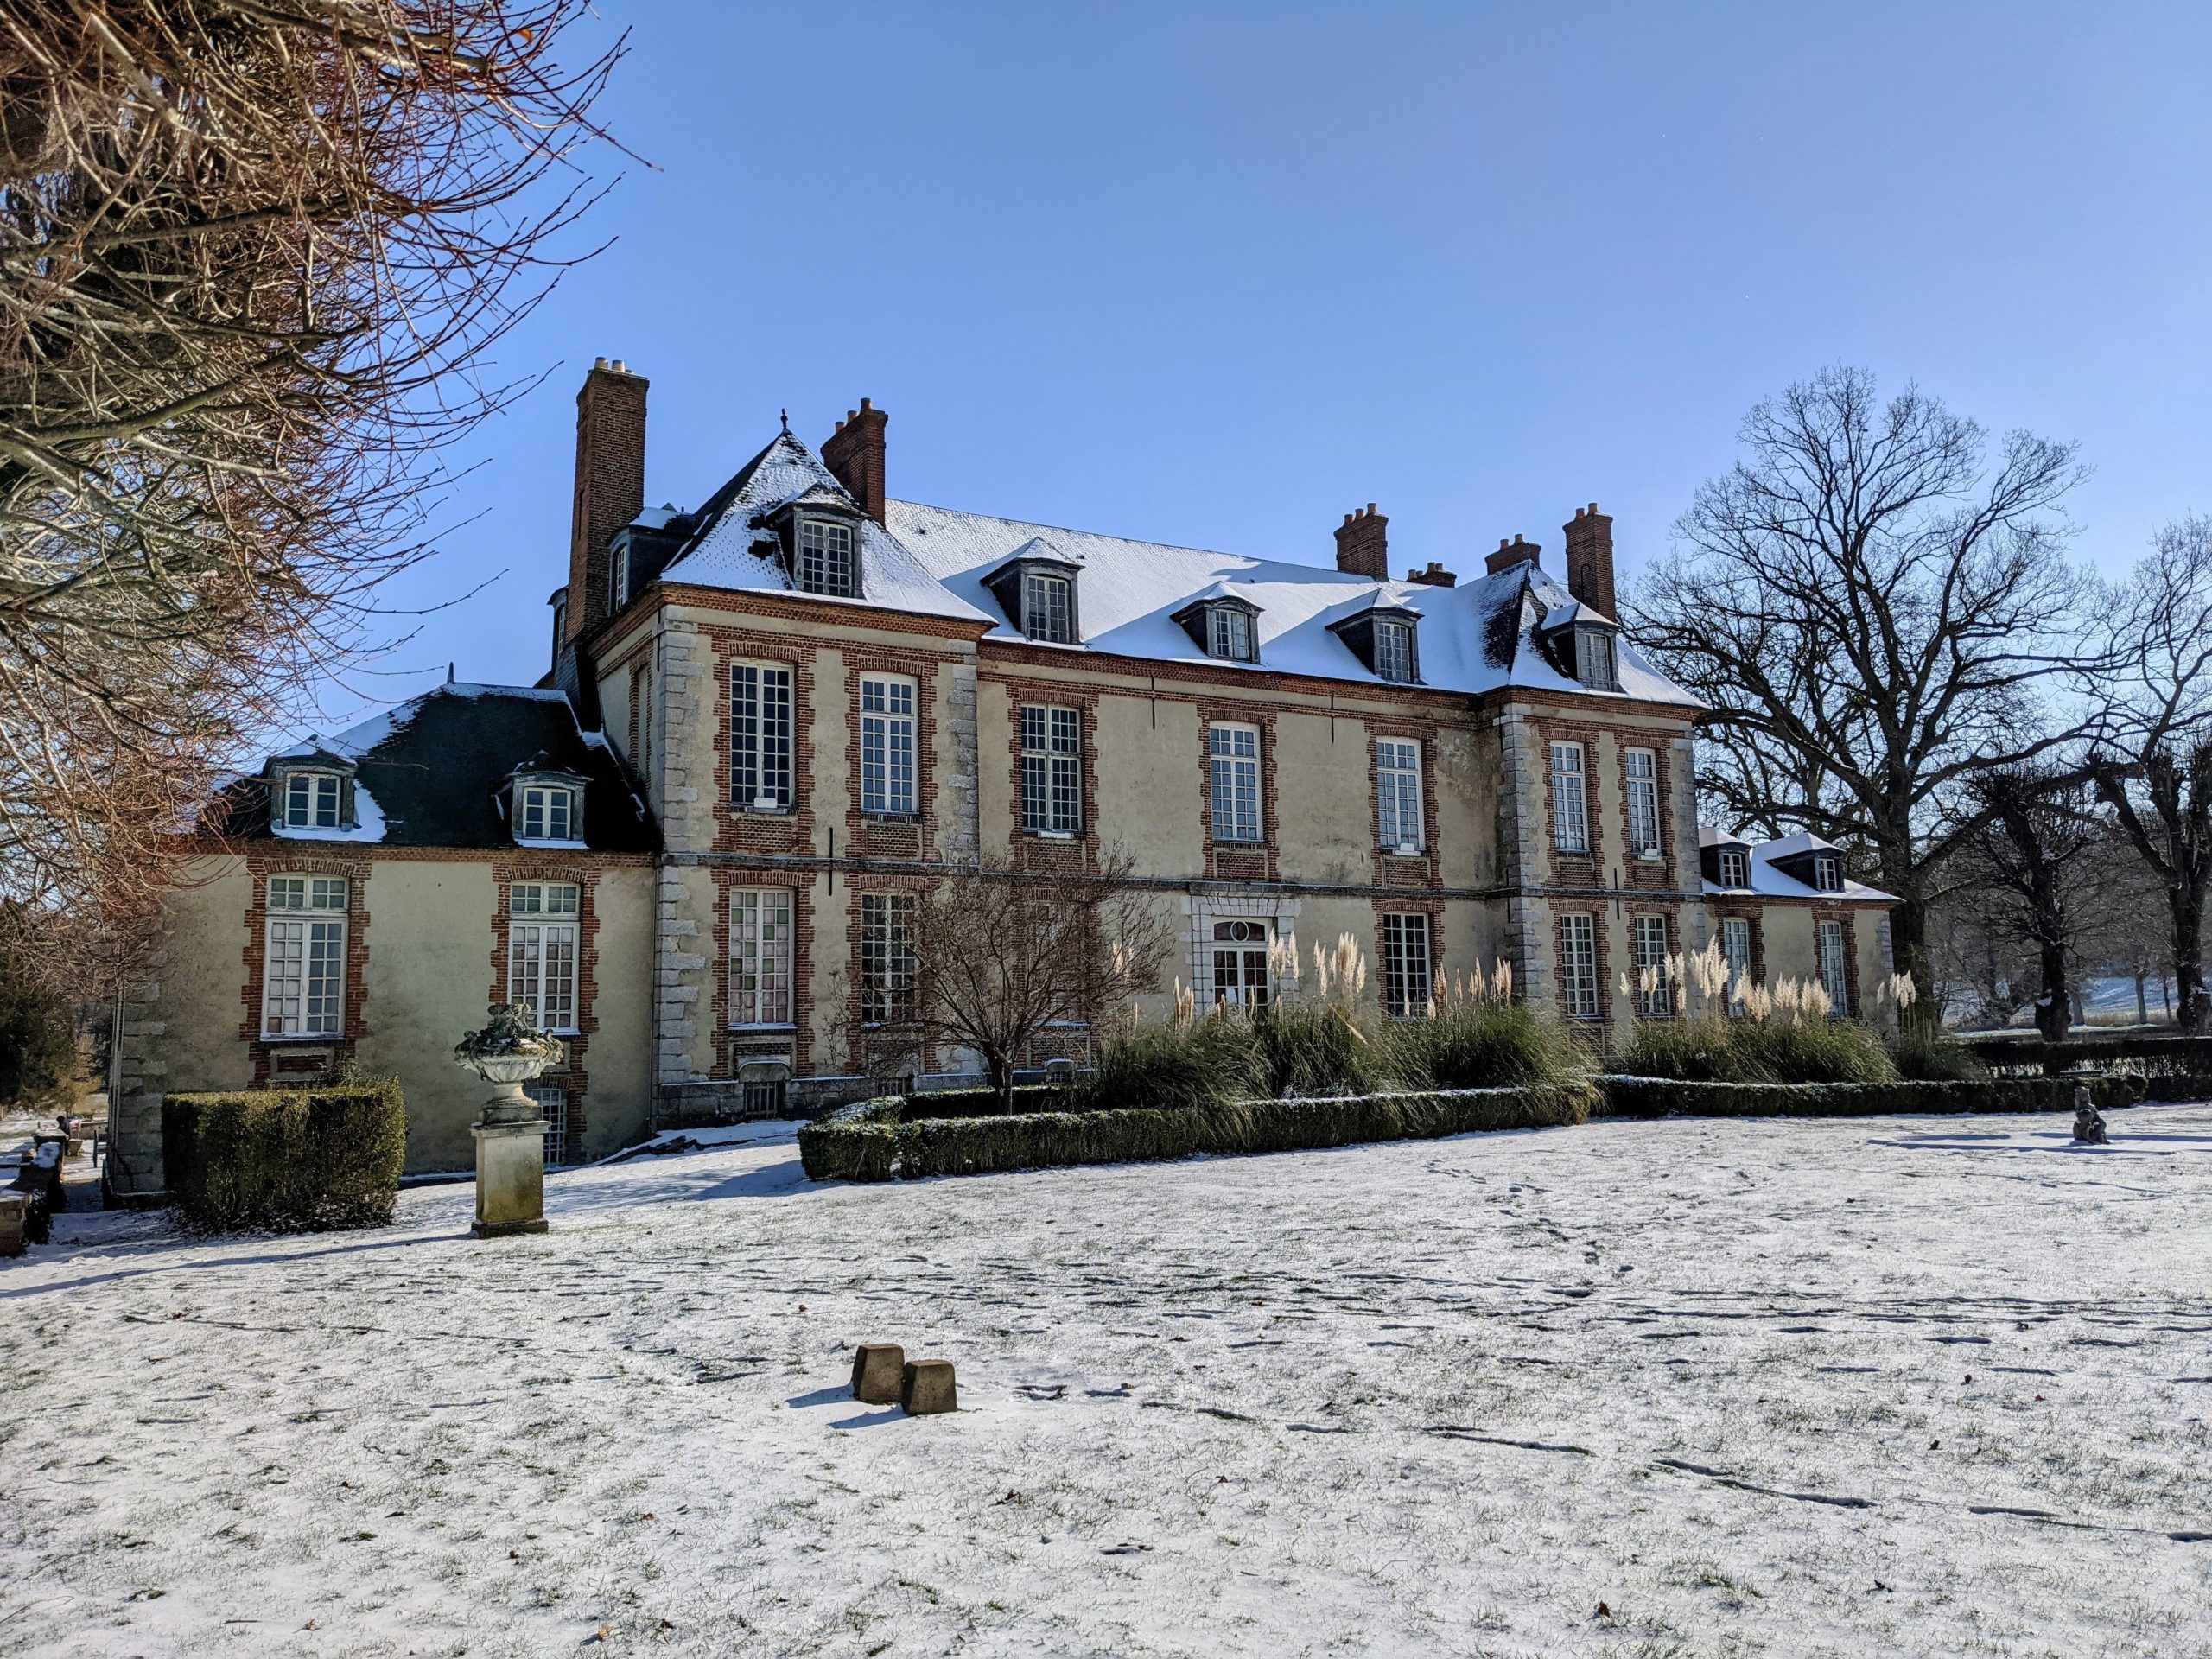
[3, 1106, 2209, 1656]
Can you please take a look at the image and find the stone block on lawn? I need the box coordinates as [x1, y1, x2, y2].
[850, 1342, 905, 1403]
[0, 1192, 24, 1257]
[902, 1359, 957, 1415]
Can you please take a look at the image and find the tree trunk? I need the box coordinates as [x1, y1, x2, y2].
[2175, 883, 2210, 1033]
[2136, 974, 2148, 1023]
[1885, 873, 1939, 1032]
[988, 1052, 1019, 1112]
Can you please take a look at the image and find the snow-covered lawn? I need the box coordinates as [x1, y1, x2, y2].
[4, 1106, 2210, 1657]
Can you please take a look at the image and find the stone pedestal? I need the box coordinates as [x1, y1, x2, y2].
[472, 1091, 549, 1238]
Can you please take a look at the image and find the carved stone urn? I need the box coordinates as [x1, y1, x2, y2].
[454, 1002, 566, 1238]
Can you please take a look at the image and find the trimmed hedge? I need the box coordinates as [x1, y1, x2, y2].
[163, 1081, 406, 1231]
[1961, 1031, 2212, 1077]
[798, 1084, 1601, 1183]
[1597, 1073, 2145, 1121]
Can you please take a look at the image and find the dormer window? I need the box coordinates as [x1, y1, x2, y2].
[512, 774, 586, 846]
[983, 539, 1084, 645]
[1209, 606, 1253, 661]
[1327, 604, 1421, 683]
[1719, 848, 1749, 887]
[283, 771, 344, 830]
[1374, 619, 1415, 683]
[1814, 853, 1844, 892]
[1573, 626, 1617, 689]
[1022, 571, 1074, 643]
[798, 517, 855, 597]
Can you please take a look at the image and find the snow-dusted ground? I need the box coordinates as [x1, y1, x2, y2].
[4, 1107, 2210, 1658]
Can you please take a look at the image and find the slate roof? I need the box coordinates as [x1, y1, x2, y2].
[642, 422, 1702, 707]
[216, 685, 655, 852]
[1700, 826, 1896, 903]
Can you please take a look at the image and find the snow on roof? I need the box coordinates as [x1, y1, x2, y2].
[1698, 827, 1895, 903]
[648, 416, 1700, 704]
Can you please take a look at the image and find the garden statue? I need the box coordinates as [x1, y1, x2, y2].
[2070, 1083, 2108, 1146]
[454, 1002, 566, 1237]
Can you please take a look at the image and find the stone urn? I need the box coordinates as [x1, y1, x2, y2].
[454, 1003, 566, 1238]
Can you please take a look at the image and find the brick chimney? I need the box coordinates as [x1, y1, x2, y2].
[1484, 534, 1539, 577]
[1333, 504, 1388, 581]
[1405, 561, 1457, 588]
[822, 397, 887, 524]
[567, 358, 647, 642]
[1563, 503, 1616, 617]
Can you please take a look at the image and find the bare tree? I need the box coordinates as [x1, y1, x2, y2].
[1626, 366, 2101, 1017]
[2088, 516, 2212, 1031]
[0, 1, 620, 951]
[1962, 766, 2101, 1041]
[858, 852, 1178, 1109]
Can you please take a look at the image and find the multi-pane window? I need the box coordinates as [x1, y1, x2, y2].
[1376, 740, 1423, 853]
[1719, 848, 1749, 888]
[1634, 914, 1673, 1019]
[1381, 914, 1433, 1017]
[860, 675, 917, 816]
[1575, 627, 1617, 688]
[1558, 914, 1599, 1020]
[1021, 705, 1083, 834]
[1210, 919, 1271, 1009]
[1719, 916, 1753, 1000]
[797, 517, 855, 596]
[729, 887, 795, 1026]
[1549, 742, 1590, 854]
[1209, 723, 1262, 843]
[731, 663, 794, 810]
[527, 1084, 570, 1167]
[509, 881, 581, 1033]
[1814, 854, 1844, 892]
[518, 784, 578, 843]
[860, 893, 918, 1024]
[1624, 749, 1662, 859]
[1374, 620, 1415, 683]
[1022, 573, 1075, 644]
[1208, 606, 1254, 662]
[610, 543, 630, 612]
[1817, 919, 1850, 1013]
[283, 772, 342, 830]
[263, 876, 347, 1036]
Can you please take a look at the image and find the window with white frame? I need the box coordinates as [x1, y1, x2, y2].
[1549, 741, 1590, 854]
[1719, 916, 1753, 1001]
[528, 1084, 570, 1167]
[1210, 918, 1272, 1008]
[1376, 740, 1423, 853]
[1381, 914, 1433, 1017]
[1634, 914, 1673, 1019]
[610, 543, 630, 612]
[1558, 913, 1599, 1020]
[509, 881, 581, 1033]
[1021, 705, 1082, 834]
[281, 771, 343, 830]
[263, 875, 347, 1036]
[1624, 748, 1662, 859]
[1207, 606, 1254, 662]
[731, 663, 793, 810]
[518, 782, 579, 843]
[1574, 627, 1618, 688]
[1022, 572, 1075, 643]
[797, 517, 855, 595]
[728, 887, 795, 1026]
[860, 893, 918, 1024]
[860, 675, 917, 816]
[1813, 853, 1844, 892]
[1209, 723, 1262, 843]
[1374, 620, 1415, 683]
[1817, 918, 1850, 1013]
[1719, 847, 1749, 888]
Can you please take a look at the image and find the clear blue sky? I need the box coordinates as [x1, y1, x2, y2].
[323, 1, 2211, 728]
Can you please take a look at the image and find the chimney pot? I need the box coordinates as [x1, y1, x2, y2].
[822, 398, 890, 524]
[594, 356, 608, 370]
[1332, 501, 1389, 580]
[1485, 536, 1539, 577]
[1563, 503, 1618, 617]
[611, 359, 626, 372]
